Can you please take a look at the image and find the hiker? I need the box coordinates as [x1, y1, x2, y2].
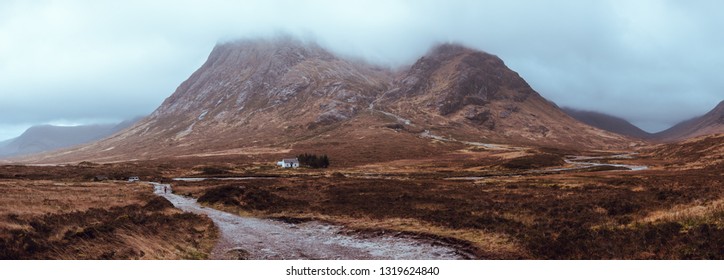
[164, 186, 167, 193]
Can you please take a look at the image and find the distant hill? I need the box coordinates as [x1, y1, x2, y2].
[0, 117, 141, 158]
[652, 101, 724, 142]
[562, 107, 652, 139]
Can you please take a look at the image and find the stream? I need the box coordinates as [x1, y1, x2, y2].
[558, 153, 649, 172]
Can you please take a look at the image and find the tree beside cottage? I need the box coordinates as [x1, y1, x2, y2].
[297, 154, 330, 168]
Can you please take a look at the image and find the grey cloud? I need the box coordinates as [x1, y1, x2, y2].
[0, 0, 722, 139]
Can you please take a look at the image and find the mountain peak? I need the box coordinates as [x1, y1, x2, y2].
[426, 43, 499, 62]
[210, 36, 335, 66]
[154, 36, 347, 119]
[390, 43, 535, 115]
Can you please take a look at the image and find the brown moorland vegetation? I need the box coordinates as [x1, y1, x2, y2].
[1, 135, 722, 259]
[0, 172, 217, 260]
[167, 143, 723, 259]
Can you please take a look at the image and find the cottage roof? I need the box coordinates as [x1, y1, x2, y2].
[282, 158, 299, 163]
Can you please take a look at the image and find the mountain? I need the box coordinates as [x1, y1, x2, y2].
[653, 100, 724, 142]
[18, 37, 631, 164]
[561, 101, 724, 142]
[0, 118, 141, 158]
[375, 44, 629, 148]
[562, 108, 652, 139]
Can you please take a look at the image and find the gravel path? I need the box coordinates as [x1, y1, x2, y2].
[150, 183, 465, 260]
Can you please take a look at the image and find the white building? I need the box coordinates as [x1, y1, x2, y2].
[277, 158, 300, 168]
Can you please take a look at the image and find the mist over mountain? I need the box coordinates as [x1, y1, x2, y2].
[562, 107, 653, 139]
[17, 37, 632, 163]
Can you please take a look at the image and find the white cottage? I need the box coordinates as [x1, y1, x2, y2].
[277, 158, 300, 168]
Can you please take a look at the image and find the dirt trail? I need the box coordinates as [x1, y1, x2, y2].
[150, 183, 465, 260]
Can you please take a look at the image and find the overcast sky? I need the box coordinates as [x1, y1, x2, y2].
[1, 0, 722, 140]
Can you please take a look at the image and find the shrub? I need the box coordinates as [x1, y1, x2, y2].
[143, 197, 175, 211]
[199, 166, 231, 175]
[197, 185, 243, 206]
[502, 153, 565, 169]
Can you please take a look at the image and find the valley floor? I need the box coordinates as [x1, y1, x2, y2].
[0, 141, 722, 259]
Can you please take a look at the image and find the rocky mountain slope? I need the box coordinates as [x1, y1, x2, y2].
[372, 44, 629, 149]
[0, 118, 140, 158]
[653, 100, 724, 142]
[562, 107, 652, 139]
[18, 37, 632, 164]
